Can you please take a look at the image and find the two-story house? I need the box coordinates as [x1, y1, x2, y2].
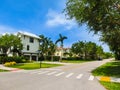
[17, 31, 40, 61]
[54, 47, 70, 58]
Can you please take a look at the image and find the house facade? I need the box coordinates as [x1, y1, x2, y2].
[54, 47, 70, 58]
[17, 31, 40, 61]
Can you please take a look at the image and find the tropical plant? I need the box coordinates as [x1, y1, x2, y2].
[49, 41, 57, 61]
[55, 34, 67, 61]
[39, 35, 53, 60]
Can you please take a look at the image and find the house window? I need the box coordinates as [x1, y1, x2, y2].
[29, 37, 34, 43]
[27, 45, 30, 51]
[24, 35, 25, 39]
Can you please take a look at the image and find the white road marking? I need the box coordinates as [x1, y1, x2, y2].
[88, 75, 94, 80]
[47, 71, 57, 75]
[38, 71, 50, 75]
[66, 73, 74, 78]
[46, 69, 61, 71]
[76, 74, 83, 79]
[30, 71, 43, 74]
[55, 72, 65, 76]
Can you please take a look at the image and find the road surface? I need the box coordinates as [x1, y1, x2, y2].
[0, 59, 112, 90]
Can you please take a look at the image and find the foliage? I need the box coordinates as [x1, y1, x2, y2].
[71, 41, 104, 60]
[101, 31, 120, 60]
[4, 61, 16, 66]
[55, 34, 67, 61]
[0, 69, 8, 72]
[0, 34, 23, 56]
[39, 35, 53, 60]
[64, 0, 120, 60]
[39, 56, 60, 61]
[48, 41, 57, 61]
[0, 56, 26, 64]
[92, 61, 120, 78]
[103, 52, 113, 59]
[55, 34, 67, 47]
[65, 0, 120, 33]
[100, 81, 120, 90]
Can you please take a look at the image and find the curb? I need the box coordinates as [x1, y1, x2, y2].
[96, 76, 120, 83]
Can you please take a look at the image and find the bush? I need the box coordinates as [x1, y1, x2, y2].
[4, 61, 16, 66]
[39, 56, 60, 61]
[0, 56, 26, 64]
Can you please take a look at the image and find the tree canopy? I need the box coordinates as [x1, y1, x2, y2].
[65, 0, 120, 33]
[65, 0, 120, 60]
[0, 34, 23, 56]
[71, 41, 104, 60]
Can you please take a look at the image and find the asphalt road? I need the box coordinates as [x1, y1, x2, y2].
[0, 59, 112, 90]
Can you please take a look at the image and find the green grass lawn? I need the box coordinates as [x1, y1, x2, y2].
[61, 60, 94, 63]
[100, 81, 120, 90]
[92, 61, 120, 78]
[10, 63, 63, 70]
[0, 69, 8, 72]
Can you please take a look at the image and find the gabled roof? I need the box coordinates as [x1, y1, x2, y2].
[18, 31, 40, 39]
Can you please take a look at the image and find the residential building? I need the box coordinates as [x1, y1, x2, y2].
[17, 31, 40, 61]
[54, 47, 70, 58]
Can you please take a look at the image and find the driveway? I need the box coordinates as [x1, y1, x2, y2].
[0, 58, 112, 90]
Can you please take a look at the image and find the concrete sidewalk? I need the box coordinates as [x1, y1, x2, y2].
[0, 64, 23, 72]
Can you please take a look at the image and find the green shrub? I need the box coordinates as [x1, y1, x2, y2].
[0, 56, 26, 63]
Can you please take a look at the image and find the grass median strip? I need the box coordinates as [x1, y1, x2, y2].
[0, 69, 8, 72]
[100, 81, 120, 90]
[92, 61, 120, 78]
[9, 63, 63, 70]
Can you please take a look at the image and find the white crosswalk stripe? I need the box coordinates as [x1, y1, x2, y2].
[30, 71, 43, 74]
[66, 73, 74, 78]
[76, 74, 83, 79]
[47, 71, 57, 75]
[88, 75, 94, 81]
[28, 70, 95, 81]
[55, 72, 65, 76]
[38, 71, 50, 75]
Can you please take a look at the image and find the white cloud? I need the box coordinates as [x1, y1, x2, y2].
[46, 9, 77, 30]
[0, 25, 17, 34]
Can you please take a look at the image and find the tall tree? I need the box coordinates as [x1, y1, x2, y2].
[100, 31, 120, 60]
[0, 34, 23, 56]
[55, 34, 67, 61]
[49, 41, 57, 61]
[71, 41, 85, 57]
[39, 35, 52, 60]
[65, 0, 120, 33]
[65, 0, 120, 60]
[71, 41, 104, 60]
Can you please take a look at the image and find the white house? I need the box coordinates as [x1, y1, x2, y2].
[17, 31, 40, 61]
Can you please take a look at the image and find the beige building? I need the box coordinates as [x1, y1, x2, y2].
[54, 47, 70, 58]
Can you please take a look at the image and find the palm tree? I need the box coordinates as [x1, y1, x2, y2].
[49, 41, 57, 61]
[39, 35, 51, 60]
[55, 34, 67, 61]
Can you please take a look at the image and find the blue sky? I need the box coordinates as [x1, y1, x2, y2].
[0, 0, 110, 52]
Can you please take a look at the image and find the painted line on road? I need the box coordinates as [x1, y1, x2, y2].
[38, 71, 50, 75]
[55, 72, 65, 76]
[30, 71, 43, 74]
[76, 74, 83, 79]
[47, 71, 57, 75]
[66, 73, 74, 78]
[88, 75, 94, 81]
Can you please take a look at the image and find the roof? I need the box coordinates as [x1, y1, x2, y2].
[18, 31, 40, 39]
